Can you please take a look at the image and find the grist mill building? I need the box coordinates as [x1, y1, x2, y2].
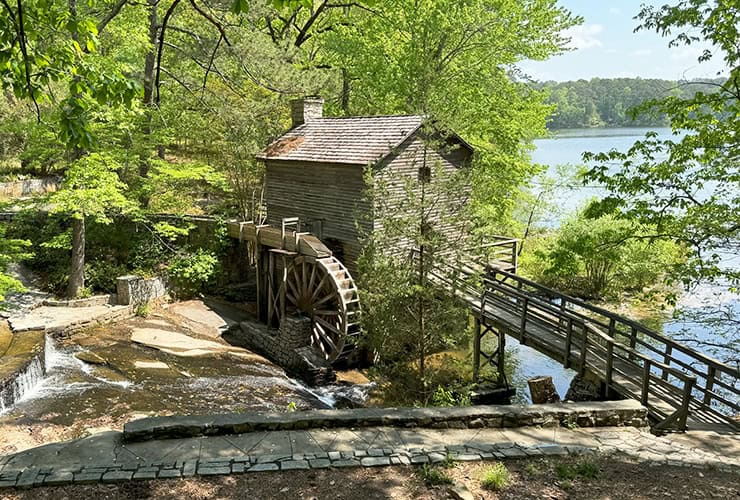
[257, 98, 474, 276]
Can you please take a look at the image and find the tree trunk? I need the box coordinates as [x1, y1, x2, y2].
[67, 217, 85, 298]
[527, 375, 561, 404]
[140, 0, 160, 179]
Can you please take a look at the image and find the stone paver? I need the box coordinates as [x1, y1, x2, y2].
[0, 423, 737, 490]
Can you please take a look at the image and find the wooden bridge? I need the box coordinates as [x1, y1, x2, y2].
[430, 240, 739, 432]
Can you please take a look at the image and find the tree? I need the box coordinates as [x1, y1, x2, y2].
[1, 1, 139, 297]
[324, 0, 579, 232]
[583, 0, 739, 359]
[47, 154, 136, 296]
[357, 136, 471, 401]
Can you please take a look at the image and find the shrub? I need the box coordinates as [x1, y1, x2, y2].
[168, 249, 220, 298]
[419, 464, 453, 486]
[479, 462, 511, 490]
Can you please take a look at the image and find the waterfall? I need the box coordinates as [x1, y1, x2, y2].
[0, 335, 50, 414]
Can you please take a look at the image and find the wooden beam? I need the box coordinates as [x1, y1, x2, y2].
[227, 221, 332, 258]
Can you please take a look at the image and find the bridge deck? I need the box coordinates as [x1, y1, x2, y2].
[437, 262, 739, 432]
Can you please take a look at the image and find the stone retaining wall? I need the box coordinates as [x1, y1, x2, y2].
[0, 177, 60, 201]
[42, 295, 116, 308]
[123, 400, 649, 442]
[116, 276, 168, 307]
[46, 306, 134, 338]
[232, 317, 335, 385]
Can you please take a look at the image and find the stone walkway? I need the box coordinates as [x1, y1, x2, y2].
[0, 422, 737, 489]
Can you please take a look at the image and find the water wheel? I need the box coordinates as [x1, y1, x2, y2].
[281, 255, 361, 363]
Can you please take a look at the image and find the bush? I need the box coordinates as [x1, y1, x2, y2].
[479, 462, 511, 490]
[168, 249, 220, 298]
[419, 464, 453, 486]
[521, 206, 683, 300]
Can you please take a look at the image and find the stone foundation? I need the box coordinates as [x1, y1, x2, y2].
[230, 316, 335, 385]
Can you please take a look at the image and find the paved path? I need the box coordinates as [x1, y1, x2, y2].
[0, 425, 737, 489]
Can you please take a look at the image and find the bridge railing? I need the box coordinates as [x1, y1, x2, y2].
[484, 267, 739, 425]
[480, 278, 698, 429]
[464, 237, 518, 272]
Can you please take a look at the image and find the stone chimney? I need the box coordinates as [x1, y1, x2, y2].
[291, 97, 324, 128]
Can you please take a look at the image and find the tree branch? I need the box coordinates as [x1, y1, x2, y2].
[96, 0, 128, 35]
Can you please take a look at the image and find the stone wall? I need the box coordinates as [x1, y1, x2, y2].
[229, 316, 335, 385]
[116, 276, 169, 307]
[0, 177, 60, 201]
[122, 399, 650, 442]
[43, 295, 116, 308]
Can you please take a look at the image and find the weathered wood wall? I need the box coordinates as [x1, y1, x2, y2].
[263, 134, 472, 277]
[374, 134, 472, 255]
[263, 160, 371, 276]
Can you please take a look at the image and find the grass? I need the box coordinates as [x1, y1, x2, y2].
[479, 462, 511, 491]
[555, 459, 600, 481]
[418, 464, 454, 486]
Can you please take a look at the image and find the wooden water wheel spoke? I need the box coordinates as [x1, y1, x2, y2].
[313, 292, 338, 309]
[313, 309, 341, 316]
[314, 319, 339, 351]
[279, 255, 361, 363]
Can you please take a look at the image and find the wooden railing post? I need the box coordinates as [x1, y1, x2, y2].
[679, 377, 696, 431]
[564, 317, 573, 369]
[641, 359, 651, 405]
[662, 345, 673, 380]
[608, 318, 616, 339]
[605, 340, 614, 397]
[473, 318, 482, 383]
[629, 326, 638, 360]
[704, 366, 716, 405]
[519, 297, 529, 343]
[511, 241, 518, 272]
[579, 325, 588, 375]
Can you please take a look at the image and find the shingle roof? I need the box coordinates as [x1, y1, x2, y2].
[257, 115, 427, 165]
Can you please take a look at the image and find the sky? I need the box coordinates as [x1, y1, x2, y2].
[519, 0, 729, 82]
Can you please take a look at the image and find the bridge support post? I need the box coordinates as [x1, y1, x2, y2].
[473, 318, 481, 382]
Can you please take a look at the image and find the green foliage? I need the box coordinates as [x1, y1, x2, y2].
[479, 462, 511, 491]
[135, 303, 151, 318]
[431, 385, 470, 408]
[0, 224, 32, 301]
[168, 249, 220, 298]
[48, 153, 135, 222]
[419, 464, 454, 487]
[525, 206, 683, 300]
[583, 0, 739, 293]
[541, 77, 724, 129]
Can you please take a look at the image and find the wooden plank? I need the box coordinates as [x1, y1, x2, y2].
[227, 221, 332, 258]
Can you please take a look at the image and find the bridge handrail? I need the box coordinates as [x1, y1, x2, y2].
[485, 267, 740, 380]
[480, 282, 697, 386]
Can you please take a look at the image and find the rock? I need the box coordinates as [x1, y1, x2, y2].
[75, 351, 109, 366]
[528, 376, 561, 404]
[131, 327, 266, 362]
[89, 365, 130, 384]
[134, 360, 170, 370]
[449, 483, 475, 500]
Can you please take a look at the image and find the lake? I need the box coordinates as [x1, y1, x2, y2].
[508, 127, 738, 401]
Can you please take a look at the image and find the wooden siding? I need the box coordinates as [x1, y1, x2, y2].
[374, 134, 472, 255]
[263, 133, 472, 277]
[264, 160, 371, 276]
